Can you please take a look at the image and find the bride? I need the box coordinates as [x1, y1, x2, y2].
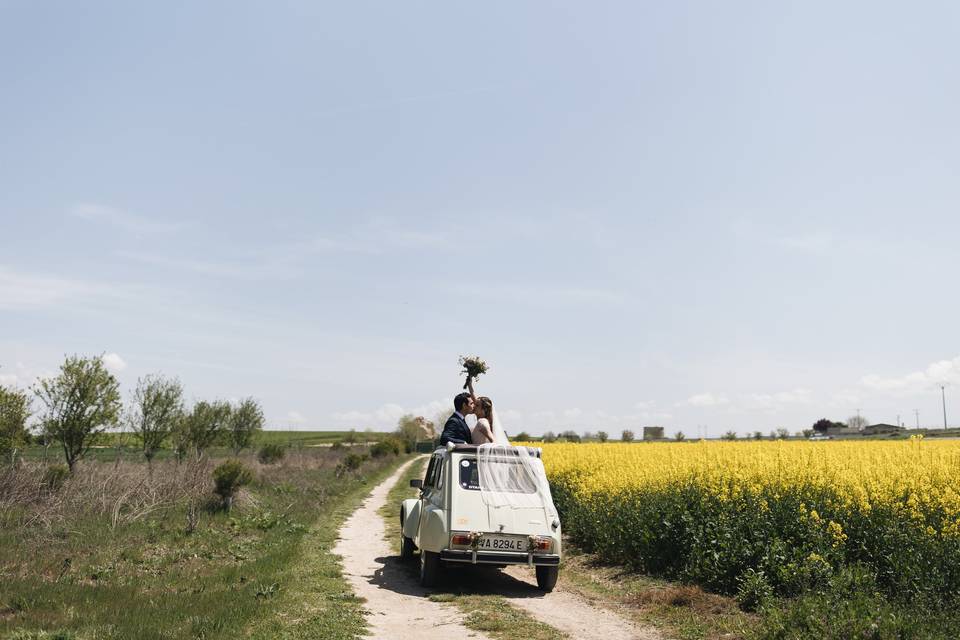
[465, 377, 503, 445]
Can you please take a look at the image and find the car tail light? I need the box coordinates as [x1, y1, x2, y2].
[533, 536, 552, 551]
[451, 534, 471, 545]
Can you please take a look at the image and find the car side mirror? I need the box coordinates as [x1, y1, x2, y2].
[410, 479, 423, 488]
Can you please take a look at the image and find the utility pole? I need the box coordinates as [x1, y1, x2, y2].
[941, 384, 948, 429]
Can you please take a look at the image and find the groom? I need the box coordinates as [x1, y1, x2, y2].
[439, 392, 475, 445]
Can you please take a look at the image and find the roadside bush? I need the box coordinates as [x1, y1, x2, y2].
[736, 567, 774, 612]
[42, 464, 70, 492]
[212, 460, 253, 511]
[331, 439, 344, 450]
[370, 438, 402, 458]
[257, 443, 286, 464]
[336, 452, 367, 477]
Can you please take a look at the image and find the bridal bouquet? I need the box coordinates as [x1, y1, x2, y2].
[459, 355, 488, 389]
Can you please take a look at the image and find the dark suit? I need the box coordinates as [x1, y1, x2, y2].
[440, 412, 471, 445]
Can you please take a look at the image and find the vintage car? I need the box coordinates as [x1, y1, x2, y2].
[399, 443, 562, 591]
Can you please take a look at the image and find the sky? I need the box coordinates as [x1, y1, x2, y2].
[2, 1, 960, 437]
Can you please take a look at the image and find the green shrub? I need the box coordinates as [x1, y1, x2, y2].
[257, 443, 285, 464]
[336, 452, 367, 476]
[736, 568, 774, 612]
[42, 464, 70, 492]
[370, 438, 401, 458]
[331, 439, 344, 450]
[212, 460, 254, 511]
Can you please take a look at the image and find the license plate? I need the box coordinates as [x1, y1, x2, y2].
[476, 535, 525, 551]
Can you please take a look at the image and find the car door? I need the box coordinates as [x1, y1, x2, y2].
[417, 453, 447, 551]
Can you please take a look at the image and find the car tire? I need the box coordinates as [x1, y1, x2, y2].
[401, 533, 416, 560]
[399, 507, 416, 560]
[420, 550, 441, 587]
[535, 565, 559, 592]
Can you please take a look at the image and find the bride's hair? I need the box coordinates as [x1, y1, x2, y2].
[477, 396, 493, 420]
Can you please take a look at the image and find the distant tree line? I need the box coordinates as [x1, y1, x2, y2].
[0, 354, 264, 472]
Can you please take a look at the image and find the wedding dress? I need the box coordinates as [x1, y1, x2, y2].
[471, 417, 495, 444]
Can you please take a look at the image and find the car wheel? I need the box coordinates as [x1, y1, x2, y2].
[400, 533, 416, 560]
[535, 565, 559, 592]
[420, 550, 441, 587]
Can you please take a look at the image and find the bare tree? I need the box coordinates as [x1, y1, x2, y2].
[621, 429, 635, 442]
[847, 415, 869, 431]
[33, 354, 122, 473]
[229, 397, 264, 455]
[129, 375, 184, 464]
[674, 431, 686, 441]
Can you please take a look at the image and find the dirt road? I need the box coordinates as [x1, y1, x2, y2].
[334, 456, 661, 640]
[333, 458, 493, 640]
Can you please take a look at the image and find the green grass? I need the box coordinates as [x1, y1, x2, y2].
[558, 543, 755, 640]
[431, 594, 566, 640]
[253, 430, 389, 447]
[0, 448, 410, 639]
[17, 430, 390, 464]
[378, 455, 426, 545]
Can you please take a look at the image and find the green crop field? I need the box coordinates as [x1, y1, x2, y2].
[17, 430, 394, 465]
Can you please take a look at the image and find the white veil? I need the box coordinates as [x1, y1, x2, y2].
[475, 407, 559, 521]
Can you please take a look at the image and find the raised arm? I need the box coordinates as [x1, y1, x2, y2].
[466, 376, 478, 401]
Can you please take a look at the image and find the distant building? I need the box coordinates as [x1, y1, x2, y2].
[862, 423, 904, 436]
[824, 425, 852, 437]
[643, 426, 665, 441]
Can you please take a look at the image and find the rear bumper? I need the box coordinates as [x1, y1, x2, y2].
[440, 549, 560, 566]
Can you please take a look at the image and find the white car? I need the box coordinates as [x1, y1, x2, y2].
[400, 444, 562, 591]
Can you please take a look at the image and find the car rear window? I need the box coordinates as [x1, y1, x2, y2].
[457, 458, 537, 493]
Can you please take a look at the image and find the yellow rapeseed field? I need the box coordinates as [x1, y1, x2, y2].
[541, 438, 960, 537]
[535, 438, 960, 602]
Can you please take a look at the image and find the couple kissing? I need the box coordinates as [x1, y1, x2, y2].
[439, 377, 496, 446]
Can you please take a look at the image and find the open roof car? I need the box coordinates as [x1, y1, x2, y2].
[399, 443, 562, 591]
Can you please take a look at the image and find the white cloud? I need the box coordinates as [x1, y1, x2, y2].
[287, 410, 307, 424]
[829, 389, 862, 407]
[102, 353, 127, 372]
[741, 388, 813, 411]
[0, 267, 142, 312]
[328, 401, 678, 434]
[861, 356, 960, 396]
[0, 267, 101, 310]
[70, 203, 184, 234]
[685, 392, 730, 407]
[331, 399, 449, 429]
